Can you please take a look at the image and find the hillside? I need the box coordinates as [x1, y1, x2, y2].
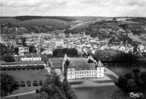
[0, 18, 20, 24]
[1, 16, 146, 45]
[69, 18, 146, 45]
[0, 16, 74, 33]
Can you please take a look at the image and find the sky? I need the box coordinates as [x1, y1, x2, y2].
[0, 0, 146, 17]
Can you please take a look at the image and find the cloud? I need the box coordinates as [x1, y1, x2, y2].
[124, 0, 146, 6]
[0, 0, 146, 16]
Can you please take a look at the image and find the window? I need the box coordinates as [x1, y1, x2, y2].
[7, 68, 11, 71]
[32, 67, 36, 70]
[26, 67, 30, 70]
[26, 81, 31, 87]
[12, 68, 16, 71]
[20, 81, 25, 87]
[22, 68, 25, 70]
[36, 67, 40, 70]
[33, 80, 38, 86]
[17, 68, 21, 70]
[16, 81, 19, 87]
[2, 68, 6, 71]
[39, 80, 43, 86]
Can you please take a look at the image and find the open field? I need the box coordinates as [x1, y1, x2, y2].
[1, 69, 48, 81]
[3, 85, 134, 99]
[1, 68, 49, 94]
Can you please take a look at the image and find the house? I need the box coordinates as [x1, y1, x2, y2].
[18, 46, 29, 56]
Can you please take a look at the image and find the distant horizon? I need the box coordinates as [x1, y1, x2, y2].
[0, 15, 146, 18]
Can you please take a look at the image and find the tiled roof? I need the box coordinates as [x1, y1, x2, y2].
[50, 57, 95, 70]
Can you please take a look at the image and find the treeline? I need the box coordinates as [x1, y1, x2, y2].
[0, 43, 37, 62]
[1, 24, 68, 34]
[93, 49, 139, 63]
[0, 43, 15, 62]
[0, 73, 18, 97]
[14, 16, 75, 21]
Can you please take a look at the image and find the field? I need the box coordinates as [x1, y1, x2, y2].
[1, 68, 49, 94]
[0, 18, 20, 24]
[1, 69, 48, 81]
[0, 17, 72, 33]
[3, 85, 133, 99]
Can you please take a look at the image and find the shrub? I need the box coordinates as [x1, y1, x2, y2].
[39, 73, 77, 99]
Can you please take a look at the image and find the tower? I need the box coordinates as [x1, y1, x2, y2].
[62, 54, 70, 81]
[96, 60, 104, 78]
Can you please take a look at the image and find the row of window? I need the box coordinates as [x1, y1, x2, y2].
[17, 80, 43, 87]
[0, 67, 44, 71]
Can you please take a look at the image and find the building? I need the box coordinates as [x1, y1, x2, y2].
[0, 57, 105, 94]
[20, 56, 41, 61]
[18, 46, 29, 56]
[50, 57, 105, 81]
[0, 61, 47, 89]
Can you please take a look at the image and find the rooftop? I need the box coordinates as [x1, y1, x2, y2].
[50, 57, 95, 70]
[0, 61, 45, 67]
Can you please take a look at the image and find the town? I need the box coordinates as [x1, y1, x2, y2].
[1, 16, 146, 99]
[1, 31, 146, 58]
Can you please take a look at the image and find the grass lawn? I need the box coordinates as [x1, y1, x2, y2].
[3, 85, 133, 99]
[74, 85, 131, 99]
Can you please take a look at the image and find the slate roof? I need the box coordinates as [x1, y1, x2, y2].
[50, 57, 95, 70]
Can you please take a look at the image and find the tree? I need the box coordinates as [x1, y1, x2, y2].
[39, 72, 77, 99]
[93, 49, 122, 62]
[140, 72, 146, 91]
[115, 69, 146, 99]
[29, 45, 37, 53]
[0, 73, 19, 97]
[2, 54, 15, 62]
[0, 43, 16, 62]
[0, 43, 8, 56]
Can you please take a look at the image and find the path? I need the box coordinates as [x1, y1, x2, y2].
[5, 90, 36, 98]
